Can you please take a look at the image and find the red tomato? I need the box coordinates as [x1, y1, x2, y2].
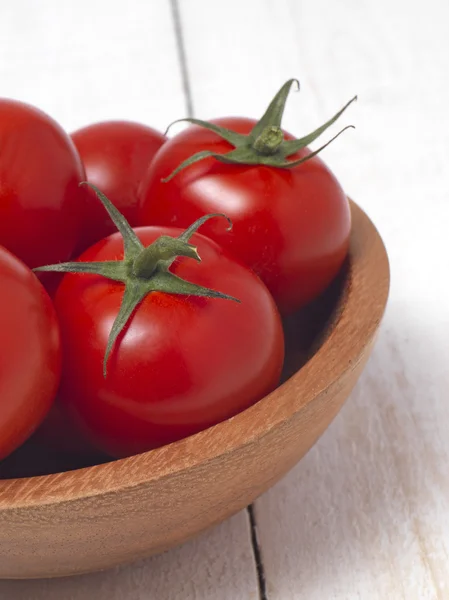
[0, 99, 85, 271]
[0, 246, 61, 461]
[71, 121, 166, 252]
[138, 117, 351, 314]
[54, 227, 284, 458]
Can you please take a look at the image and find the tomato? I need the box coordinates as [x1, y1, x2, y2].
[138, 80, 355, 314]
[71, 120, 166, 252]
[0, 245, 61, 461]
[0, 99, 85, 272]
[39, 189, 284, 459]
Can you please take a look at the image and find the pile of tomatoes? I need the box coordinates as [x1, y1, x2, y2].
[0, 80, 353, 468]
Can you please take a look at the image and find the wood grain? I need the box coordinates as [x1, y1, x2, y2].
[0, 200, 389, 579]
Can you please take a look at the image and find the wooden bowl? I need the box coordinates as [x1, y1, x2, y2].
[0, 199, 389, 579]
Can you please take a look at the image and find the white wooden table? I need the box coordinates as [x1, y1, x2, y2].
[1, 1, 449, 598]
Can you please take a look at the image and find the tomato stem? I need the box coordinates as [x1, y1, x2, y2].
[253, 126, 284, 156]
[132, 237, 200, 278]
[161, 79, 357, 181]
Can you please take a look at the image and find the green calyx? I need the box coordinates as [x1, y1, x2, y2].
[162, 79, 357, 182]
[34, 183, 238, 377]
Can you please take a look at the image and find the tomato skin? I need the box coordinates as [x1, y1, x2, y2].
[71, 121, 166, 252]
[138, 117, 351, 314]
[0, 246, 61, 461]
[54, 227, 284, 458]
[0, 99, 85, 271]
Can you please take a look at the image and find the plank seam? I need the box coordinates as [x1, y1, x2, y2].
[169, 0, 194, 117]
[248, 505, 268, 600]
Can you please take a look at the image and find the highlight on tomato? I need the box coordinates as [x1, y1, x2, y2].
[138, 79, 356, 314]
[35, 184, 284, 458]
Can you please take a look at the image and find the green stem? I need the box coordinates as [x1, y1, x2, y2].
[252, 126, 284, 156]
[160, 79, 357, 179]
[133, 237, 200, 278]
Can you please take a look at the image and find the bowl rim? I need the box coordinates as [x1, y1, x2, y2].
[0, 198, 390, 509]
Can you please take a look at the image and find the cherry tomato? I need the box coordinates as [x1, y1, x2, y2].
[53, 226, 284, 458]
[71, 120, 166, 252]
[139, 117, 351, 314]
[0, 99, 85, 271]
[0, 245, 61, 461]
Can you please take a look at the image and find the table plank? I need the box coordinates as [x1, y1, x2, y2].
[0, 0, 259, 597]
[0, 0, 186, 132]
[179, 0, 449, 598]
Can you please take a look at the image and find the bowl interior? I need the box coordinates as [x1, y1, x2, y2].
[0, 261, 349, 481]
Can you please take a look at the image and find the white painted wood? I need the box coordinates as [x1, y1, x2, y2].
[0, 1, 258, 597]
[180, 0, 449, 597]
[0, 0, 186, 132]
[0, 512, 259, 599]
